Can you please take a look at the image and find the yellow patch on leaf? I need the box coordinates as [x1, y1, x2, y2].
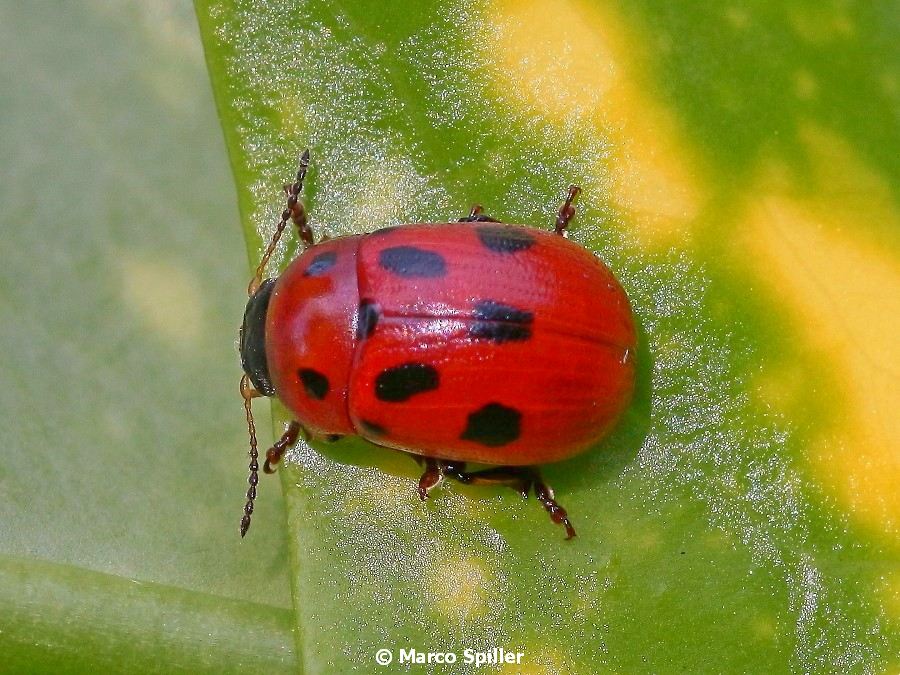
[425, 554, 495, 623]
[118, 254, 204, 352]
[278, 95, 309, 138]
[485, 0, 703, 249]
[741, 127, 900, 535]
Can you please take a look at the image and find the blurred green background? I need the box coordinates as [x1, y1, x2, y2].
[1, 0, 897, 673]
[0, 2, 294, 672]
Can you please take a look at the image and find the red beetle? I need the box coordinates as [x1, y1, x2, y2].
[238, 151, 636, 539]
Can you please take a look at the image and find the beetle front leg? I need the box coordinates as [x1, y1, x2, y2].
[247, 150, 313, 295]
[284, 177, 314, 248]
[263, 420, 303, 473]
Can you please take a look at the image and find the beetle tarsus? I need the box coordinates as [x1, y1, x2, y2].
[247, 151, 314, 296]
[458, 203, 501, 223]
[554, 184, 581, 236]
[263, 421, 302, 474]
[285, 150, 313, 247]
[532, 477, 577, 539]
[415, 460, 577, 539]
[417, 458, 442, 500]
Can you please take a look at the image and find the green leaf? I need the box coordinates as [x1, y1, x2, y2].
[0, 555, 295, 674]
[195, 1, 899, 673]
[0, 2, 295, 671]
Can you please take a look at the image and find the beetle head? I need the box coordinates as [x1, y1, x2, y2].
[239, 278, 276, 397]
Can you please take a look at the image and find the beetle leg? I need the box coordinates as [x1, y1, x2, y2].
[458, 204, 501, 223]
[438, 461, 472, 485]
[439, 464, 528, 495]
[263, 420, 303, 474]
[247, 149, 313, 296]
[531, 474, 577, 540]
[553, 184, 581, 236]
[417, 457, 443, 500]
[284, 181, 314, 249]
[439, 464, 576, 540]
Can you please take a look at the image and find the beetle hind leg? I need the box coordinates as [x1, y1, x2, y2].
[553, 185, 581, 236]
[439, 462, 577, 540]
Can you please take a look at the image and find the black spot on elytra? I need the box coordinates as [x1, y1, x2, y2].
[303, 250, 337, 276]
[477, 225, 536, 253]
[469, 300, 534, 343]
[356, 299, 380, 340]
[375, 363, 439, 402]
[469, 323, 532, 342]
[359, 419, 387, 437]
[298, 368, 329, 400]
[473, 300, 534, 324]
[460, 403, 521, 447]
[379, 246, 447, 278]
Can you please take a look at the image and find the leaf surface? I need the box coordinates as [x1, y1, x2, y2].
[196, 1, 900, 672]
[0, 2, 295, 671]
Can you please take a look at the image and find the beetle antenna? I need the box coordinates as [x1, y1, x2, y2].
[248, 149, 312, 296]
[239, 374, 262, 538]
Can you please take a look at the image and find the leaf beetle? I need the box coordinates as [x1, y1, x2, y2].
[238, 151, 636, 539]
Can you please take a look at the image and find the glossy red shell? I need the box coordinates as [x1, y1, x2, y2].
[265, 222, 636, 465]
